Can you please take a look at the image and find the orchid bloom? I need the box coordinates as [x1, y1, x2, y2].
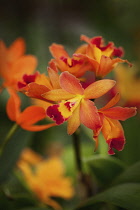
[114, 64, 140, 108]
[0, 38, 37, 90]
[97, 93, 137, 155]
[17, 148, 74, 210]
[6, 89, 56, 131]
[74, 35, 131, 78]
[43, 71, 116, 136]
[49, 43, 91, 77]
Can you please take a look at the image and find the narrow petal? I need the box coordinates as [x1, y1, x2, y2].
[21, 123, 56, 132]
[67, 105, 80, 135]
[100, 93, 120, 111]
[80, 99, 102, 131]
[102, 117, 125, 155]
[49, 43, 69, 58]
[84, 79, 116, 99]
[60, 72, 84, 95]
[17, 106, 47, 126]
[6, 89, 21, 121]
[42, 89, 74, 102]
[101, 106, 137, 121]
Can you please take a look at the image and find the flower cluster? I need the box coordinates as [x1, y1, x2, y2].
[0, 35, 137, 155]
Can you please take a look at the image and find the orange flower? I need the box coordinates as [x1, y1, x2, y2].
[114, 64, 140, 108]
[97, 93, 137, 154]
[17, 148, 74, 210]
[49, 43, 91, 77]
[0, 38, 37, 90]
[74, 35, 131, 78]
[43, 71, 116, 136]
[6, 89, 56, 131]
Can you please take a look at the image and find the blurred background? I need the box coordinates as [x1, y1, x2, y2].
[0, 0, 140, 193]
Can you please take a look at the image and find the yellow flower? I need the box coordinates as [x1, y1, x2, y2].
[17, 148, 74, 210]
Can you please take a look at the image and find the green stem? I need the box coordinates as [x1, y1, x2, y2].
[0, 123, 19, 156]
[72, 131, 93, 198]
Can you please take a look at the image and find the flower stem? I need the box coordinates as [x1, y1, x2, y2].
[72, 131, 93, 198]
[0, 123, 19, 156]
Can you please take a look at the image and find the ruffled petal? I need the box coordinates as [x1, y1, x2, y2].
[84, 79, 116, 99]
[101, 117, 125, 155]
[59, 72, 84, 95]
[101, 106, 137, 121]
[80, 99, 102, 131]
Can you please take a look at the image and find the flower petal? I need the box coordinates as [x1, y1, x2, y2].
[25, 83, 50, 101]
[6, 89, 21, 121]
[42, 89, 74, 102]
[21, 123, 56, 132]
[49, 43, 69, 58]
[98, 56, 131, 77]
[84, 79, 116, 99]
[101, 117, 125, 155]
[80, 99, 102, 131]
[59, 72, 84, 95]
[8, 38, 25, 61]
[17, 106, 47, 126]
[12, 55, 38, 78]
[101, 106, 137, 121]
[67, 105, 80, 135]
[100, 93, 120, 111]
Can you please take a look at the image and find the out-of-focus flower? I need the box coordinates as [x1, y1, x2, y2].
[49, 43, 91, 77]
[74, 35, 130, 78]
[0, 38, 37, 90]
[97, 93, 137, 154]
[6, 89, 56, 131]
[43, 71, 116, 136]
[114, 64, 140, 109]
[17, 148, 74, 210]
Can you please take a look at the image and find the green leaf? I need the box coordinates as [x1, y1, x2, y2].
[0, 128, 32, 184]
[75, 183, 140, 210]
[20, 207, 51, 210]
[84, 155, 125, 187]
[113, 161, 140, 185]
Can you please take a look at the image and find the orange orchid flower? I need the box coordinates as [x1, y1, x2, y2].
[97, 93, 137, 154]
[49, 43, 91, 77]
[114, 64, 140, 108]
[17, 148, 74, 210]
[74, 35, 131, 78]
[43, 71, 116, 136]
[0, 38, 37, 90]
[6, 89, 56, 131]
